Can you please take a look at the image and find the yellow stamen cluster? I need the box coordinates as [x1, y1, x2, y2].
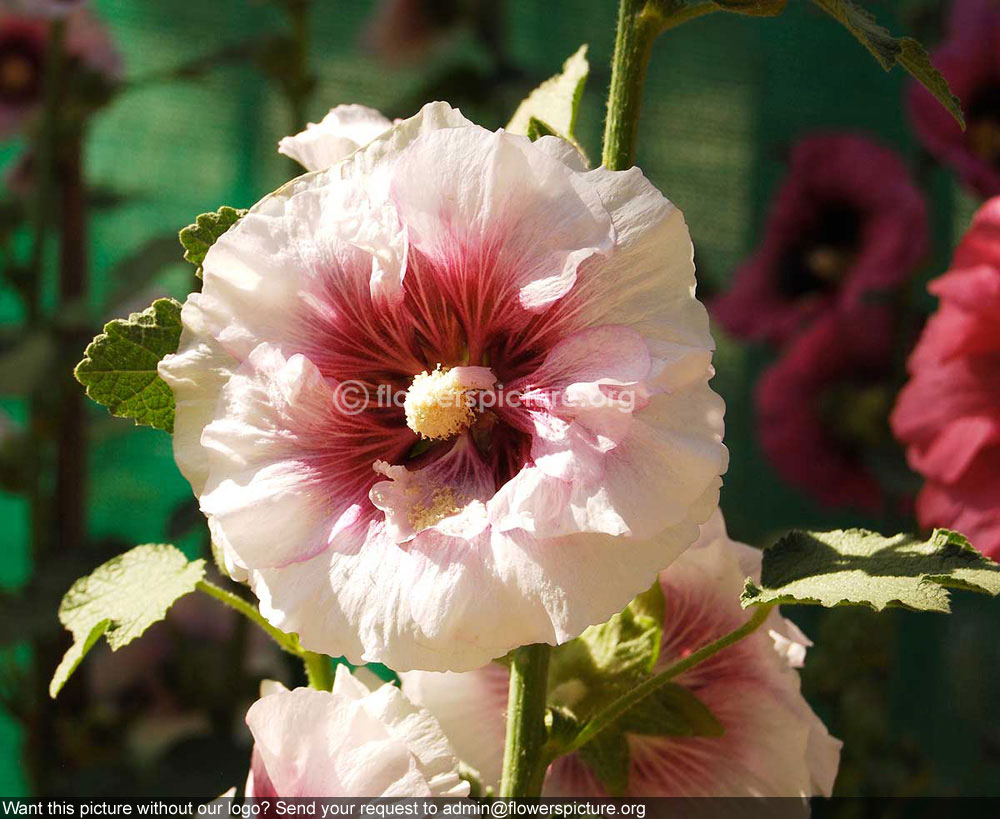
[407, 487, 465, 531]
[404, 366, 477, 440]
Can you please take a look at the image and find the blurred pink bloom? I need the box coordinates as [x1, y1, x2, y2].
[712, 135, 926, 345]
[362, 0, 468, 64]
[756, 305, 895, 511]
[908, 0, 1000, 197]
[243, 667, 468, 797]
[892, 197, 1000, 558]
[0, 2, 120, 137]
[402, 511, 842, 797]
[160, 102, 727, 672]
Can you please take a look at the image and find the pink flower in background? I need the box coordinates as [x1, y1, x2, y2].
[401, 511, 842, 797]
[0, 2, 120, 138]
[362, 0, 474, 64]
[243, 667, 468, 797]
[159, 102, 727, 672]
[711, 135, 926, 345]
[756, 305, 896, 511]
[892, 197, 1000, 559]
[908, 0, 1000, 197]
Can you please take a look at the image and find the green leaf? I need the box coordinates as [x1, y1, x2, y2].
[179, 206, 247, 278]
[507, 45, 589, 143]
[741, 528, 1000, 613]
[811, 0, 964, 128]
[525, 117, 558, 142]
[74, 298, 183, 433]
[617, 682, 723, 737]
[548, 581, 665, 722]
[50, 544, 206, 697]
[578, 729, 631, 796]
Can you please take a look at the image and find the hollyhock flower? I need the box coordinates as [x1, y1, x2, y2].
[908, 0, 1000, 197]
[892, 197, 1000, 558]
[242, 666, 468, 797]
[401, 510, 842, 797]
[278, 104, 393, 172]
[711, 135, 926, 345]
[756, 305, 896, 511]
[0, 3, 120, 137]
[158, 101, 727, 672]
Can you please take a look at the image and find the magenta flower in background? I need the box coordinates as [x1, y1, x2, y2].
[401, 511, 842, 797]
[908, 0, 1000, 198]
[756, 305, 896, 511]
[0, 2, 120, 138]
[892, 197, 1000, 559]
[711, 135, 926, 345]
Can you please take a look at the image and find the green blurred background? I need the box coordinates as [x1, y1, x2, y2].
[0, 0, 997, 799]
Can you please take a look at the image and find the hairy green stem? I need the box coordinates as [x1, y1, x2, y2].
[302, 652, 334, 691]
[499, 644, 552, 797]
[565, 604, 774, 753]
[196, 579, 303, 657]
[602, 0, 661, 171]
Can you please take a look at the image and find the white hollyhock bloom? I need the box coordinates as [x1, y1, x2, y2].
[159, 101, 727, 671]
[278, 104, 393, 171]
[243, 666, 468, 797]
[401, 511, 842, 796]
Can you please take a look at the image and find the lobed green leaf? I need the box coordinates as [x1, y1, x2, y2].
[741, 528, 1000, 612]
[179, 205, 247, 278]
[50, 544, 205, 697]
[75, 298, 183, 432]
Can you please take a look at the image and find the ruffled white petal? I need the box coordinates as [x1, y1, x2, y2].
[278, 105, 393, 172]
[389, 126, 615, 309]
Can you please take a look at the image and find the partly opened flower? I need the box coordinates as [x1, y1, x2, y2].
[908, 0, 1000, 197]
[892, 197, 1000, 558]
[159, 101, 727, 672]
[712, 135, 926, 345]
[401, 511, 842, 797]
[756, 305, 896, 511]
[0, 3, 120, 138]
[243, 666, 468, 797]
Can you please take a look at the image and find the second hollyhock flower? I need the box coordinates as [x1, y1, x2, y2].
[159, 102, 727, 672]
[712, 135, 926, 345]
[401, 511, 842, 796]
[242, 666, 468, 797]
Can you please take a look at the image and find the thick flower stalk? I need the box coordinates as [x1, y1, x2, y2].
[159, 101, 727, 672]
[711, 135, 926, 345]
[401, 511, 842, 796]
[892, 197, 1000, 559]
[241, 666, 468, 797]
